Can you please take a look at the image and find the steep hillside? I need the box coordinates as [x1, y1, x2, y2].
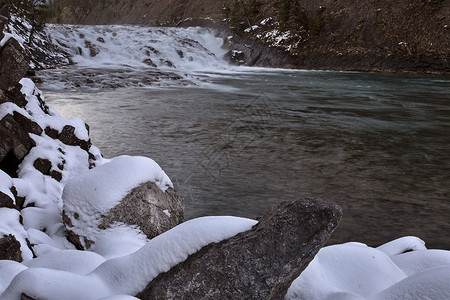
[46, 0, 450, 74]
[46, 0, 226, 25]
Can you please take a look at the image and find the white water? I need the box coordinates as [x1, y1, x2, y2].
[42, 24, 231, 89]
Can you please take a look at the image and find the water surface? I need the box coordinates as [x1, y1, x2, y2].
[40, 69, 450, 249]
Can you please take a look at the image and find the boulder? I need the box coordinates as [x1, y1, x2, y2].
[0, 38, 29, 92]
[137, 198, 342, 300]
[98, 181, 184, 240]
[62, 156, 183, 250]
[12, 111, 43, 135]
[0, 114, 37, 177]
[0, 234, 22, 262]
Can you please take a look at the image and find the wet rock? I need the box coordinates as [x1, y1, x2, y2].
[224, 49, 245, 65]
[58, 125, 91, 151]
[160, 59, 175, 68]
[137, 198, 342, 300]
[143, 58, 157, 67]
[0, 234, 22, 262]
[84, 40, 99, 57]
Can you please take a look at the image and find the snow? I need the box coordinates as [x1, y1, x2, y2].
[0, 208, 34, 261]
[371, 266, 450, 300]
[63, 155, 172, 216]
[0, 32, 12, 47]
[23, 249, 105, 274]
[62, 155, 173, 249]
[3, 16, 27, 48]
[0, 170, 14, 201]
[391, 249, 450, 276]
[260, 17, 273, 25]
[0, 261, 27, 294]
[376, 236, 427, 256]
[244, 25, 259, 32]
[286, 239, 450, 300]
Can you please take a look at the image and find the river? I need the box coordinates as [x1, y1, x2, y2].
[37, 24, 450, 249]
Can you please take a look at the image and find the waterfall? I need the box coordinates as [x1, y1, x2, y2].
[40, 24, 231, 89]
[46, 24, 228, 71]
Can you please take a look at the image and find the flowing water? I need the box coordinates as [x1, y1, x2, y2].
[38, 25, 450, 249]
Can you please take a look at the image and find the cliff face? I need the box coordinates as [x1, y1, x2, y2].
[47, 0, 450, 74]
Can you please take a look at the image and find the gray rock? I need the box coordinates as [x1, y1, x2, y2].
[0, 38, 29, 92]
[63, 180, 184, 250]
[12, 111, 43, 136]
[99, 181, 184, 240]
[137, 198, 342, 300]
[0, 114, 37, 177]
[0, 234, 22, 262]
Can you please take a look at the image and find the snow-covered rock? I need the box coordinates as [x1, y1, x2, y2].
[0, 216, 255, 299]
[62, 155, 183, 250]
[0, 37, 98, 261]
[1, 10, 69, 70]
[286, 237, 450, 300]
[138, 198, 342, 300]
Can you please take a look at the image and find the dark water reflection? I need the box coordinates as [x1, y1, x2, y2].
[41, 70, 450, 249]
